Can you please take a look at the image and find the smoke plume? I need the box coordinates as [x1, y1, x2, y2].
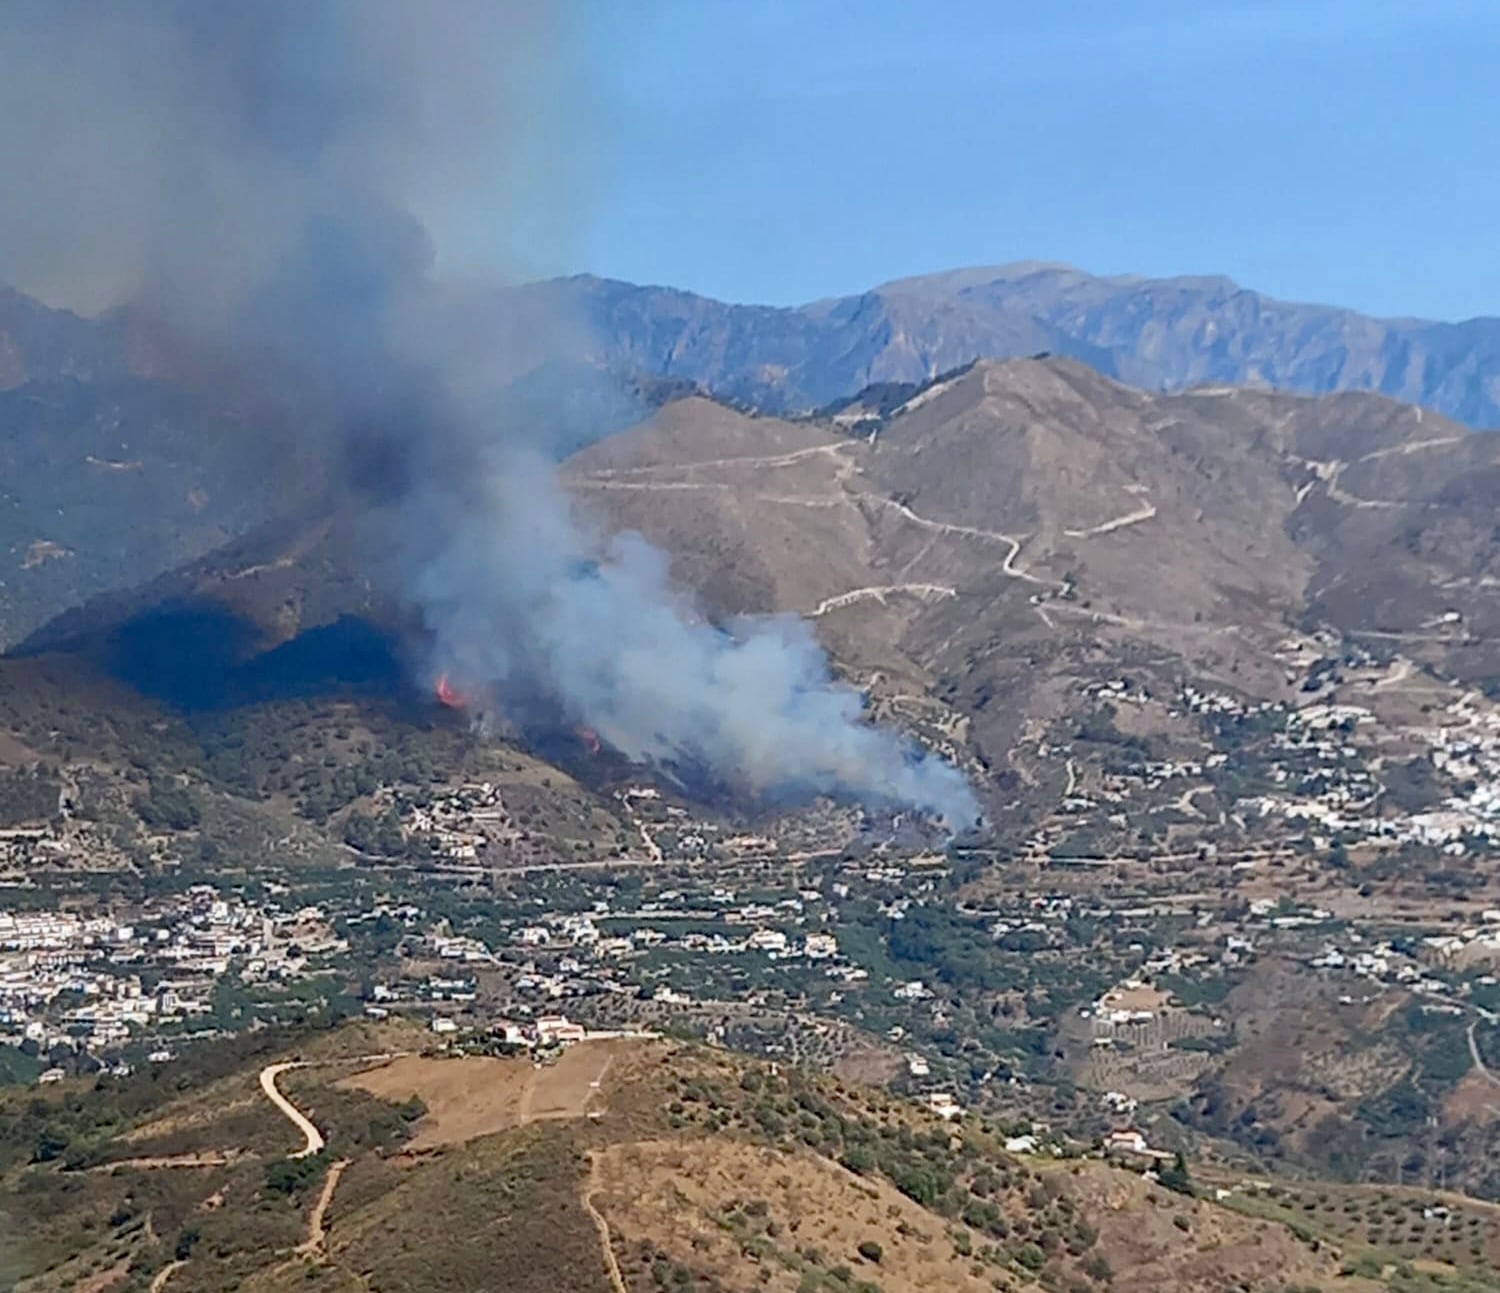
[0, 1, 979, 828]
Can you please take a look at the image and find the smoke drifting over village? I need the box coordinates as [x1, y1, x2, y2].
[0, 1, 979, 827]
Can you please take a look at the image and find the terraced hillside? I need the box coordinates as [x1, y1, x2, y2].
[0, 1019, 1413, 1293]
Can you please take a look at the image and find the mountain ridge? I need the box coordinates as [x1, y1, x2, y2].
[545, 261, 1500, 425]
[9, 260, 1500, 429]
[4, 263, 1500, 657]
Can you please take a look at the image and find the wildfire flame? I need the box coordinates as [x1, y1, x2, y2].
[434, 672, 469, 710]
[574, 725, 601, 755]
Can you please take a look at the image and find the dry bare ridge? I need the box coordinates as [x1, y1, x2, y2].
[565, 359, 1500, 776]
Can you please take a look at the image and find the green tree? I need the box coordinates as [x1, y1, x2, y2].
[343, 810, 376, 852]
[375, 806, 406, 855]
[1159, 1150, 1193, 1195]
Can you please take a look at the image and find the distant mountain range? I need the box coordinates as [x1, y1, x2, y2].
[7, 262, 1500, 428]
[550, 263, 1500, 426]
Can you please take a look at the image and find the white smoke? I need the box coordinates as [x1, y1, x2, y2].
[409, 455, 980, 825]
[0, 1, 981, 829]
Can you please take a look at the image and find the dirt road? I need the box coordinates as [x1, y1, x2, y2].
[1468, 1020, 1500, 1090]
[297, 1158, 350, 1255]
[584, 1154, 628, 1293]
[89, 1152, 238, 1173]
[148, 1259, 185, 1293]
[808, 582, 956, 617]
[258, 1061, 325, 1158]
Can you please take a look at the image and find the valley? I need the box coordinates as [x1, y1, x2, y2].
[2, 302, 1500, 1293]
[4, 0, 1499, 1286]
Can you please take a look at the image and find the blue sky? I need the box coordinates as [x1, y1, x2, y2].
[571, 0, 1500, 319]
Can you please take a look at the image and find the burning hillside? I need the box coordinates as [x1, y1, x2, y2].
[434, 673, 469, 710]
[0, 2, 980, 831]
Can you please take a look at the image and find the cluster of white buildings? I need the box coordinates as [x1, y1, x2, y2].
[1305, 931, 1457, 997]
[1220, 689, 1500, 854]
[1174, 684, 1281, 720]
[0, 887, 346, 1063]
[1418, 698, 1500, 848]
[389, 781, 552, 864]
[500, 884, 853, 987]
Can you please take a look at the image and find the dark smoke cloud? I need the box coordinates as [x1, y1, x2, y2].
[0, 1, 979, 827]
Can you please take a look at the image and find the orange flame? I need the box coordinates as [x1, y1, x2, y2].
[434, 673, 469, 709]
[574, 725, 601, 755]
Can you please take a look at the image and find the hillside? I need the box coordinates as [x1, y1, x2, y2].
[565, 360, 1500, 788]
[16, 355, 1499, 830]
[0, 375, 328, 650]
[5, 330, 1500, 1258]
[6, 262, 1500, 651]
[1, 1018, 1395, 1293]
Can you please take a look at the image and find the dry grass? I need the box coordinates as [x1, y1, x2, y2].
[1058, 1161, 1358, 1292]
[1442, 1071, 1500, 1125]
[594, 1138, 1009, 1293]
[339, 1055, 532, 1150]
[338, 1040, 653, 1150]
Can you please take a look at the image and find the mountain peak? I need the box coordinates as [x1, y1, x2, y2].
[536, 265, 1500, 426]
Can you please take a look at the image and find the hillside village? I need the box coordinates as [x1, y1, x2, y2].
[1035, 650, 1500, 868]
[4, 640, 1500, 1125]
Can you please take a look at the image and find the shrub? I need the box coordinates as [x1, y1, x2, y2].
[840, 1144, 876, 1175]
[1158, 1151, 1193, 1196]
[857, 1240, 883, 1264]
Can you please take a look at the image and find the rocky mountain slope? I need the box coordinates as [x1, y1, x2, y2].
[547, 263, 1500, 425]
[0, 375, 322, 649]
[5, 263, 1499, 651]
[566, 360, 1500, 789]
[13, 354, 1497, 826]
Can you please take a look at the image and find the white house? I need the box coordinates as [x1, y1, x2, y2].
[536, 1015, 587, 1046]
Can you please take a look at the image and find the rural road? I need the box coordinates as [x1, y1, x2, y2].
[808, 582, 956, 617]
[148, 1260, 185, 1293]
[256, 1051, 414, 1155]
[297, 1158, 351, 1255]
[1468, 1020, 1500, 1089]
[1063, 498, 1157, 538]
[258, 1062, 325, 1158]
[144, 1053, 403, 1288]
[584, 1155, 628, 1293]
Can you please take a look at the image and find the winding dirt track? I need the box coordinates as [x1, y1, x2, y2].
[148, 1259, 185, 1292]
[297, 1158, 351, 1255]
[1468, 1020, 1500, 1091]
[584, 1154, 629, 1293]
[808, 582, 956, 617]
[258, 1061, 325, 1158]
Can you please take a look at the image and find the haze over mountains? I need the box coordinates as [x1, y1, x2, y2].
[9, 261, 1500, 424]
